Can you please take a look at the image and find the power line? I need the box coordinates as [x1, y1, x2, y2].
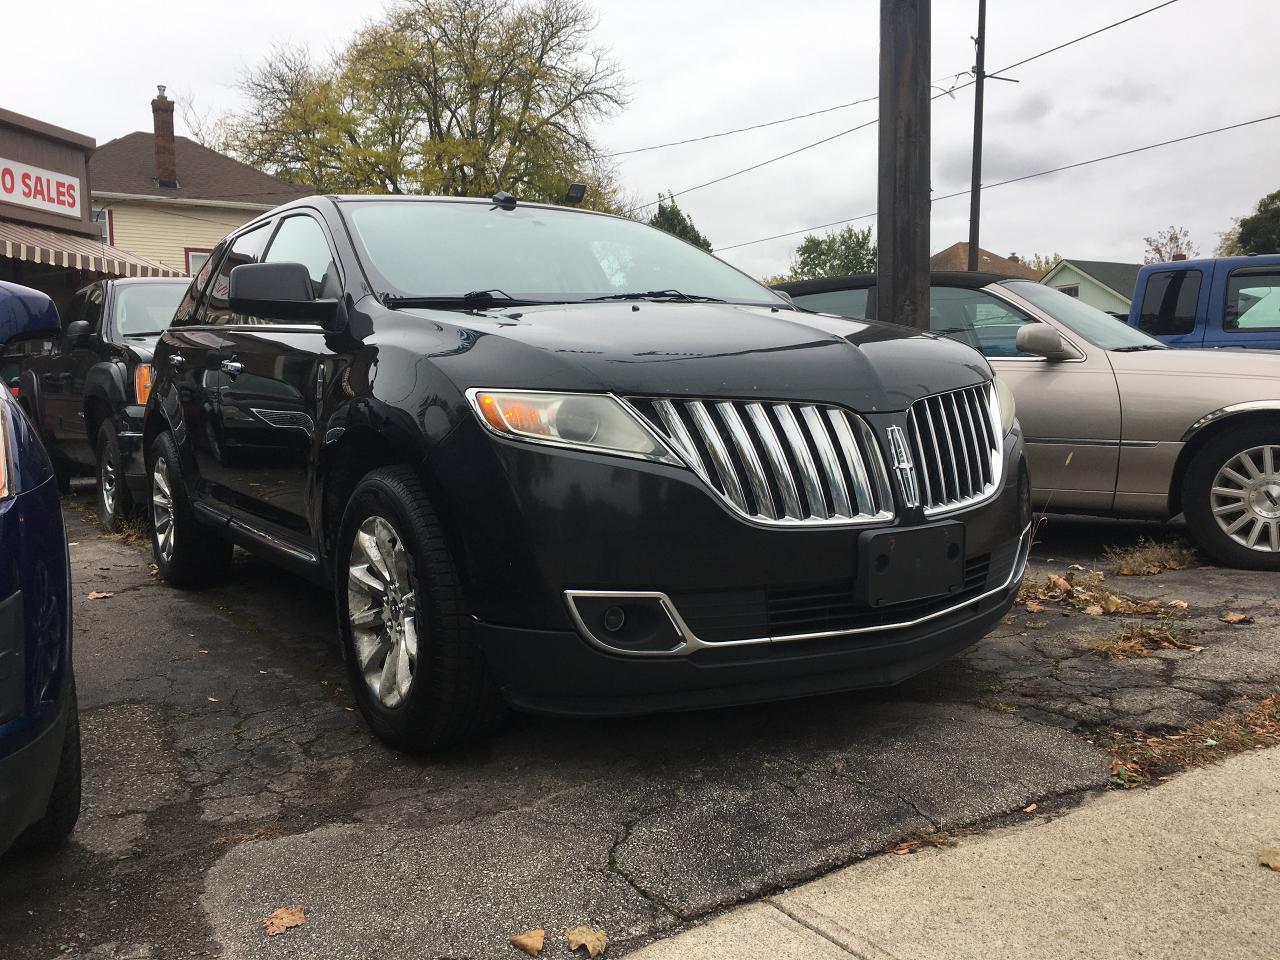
[627, 0, 1184, 215]
[713, 112, 1280, 253]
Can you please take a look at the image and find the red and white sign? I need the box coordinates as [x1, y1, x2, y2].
[0, 156, 81, 219]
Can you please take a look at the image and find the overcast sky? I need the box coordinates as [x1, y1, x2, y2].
[6, 0, 1276, 278]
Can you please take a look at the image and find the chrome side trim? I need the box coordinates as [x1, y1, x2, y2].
[228, 516, 320, 565]
[562, 524, 1032, 657]
[1181, 401, 1280, 443]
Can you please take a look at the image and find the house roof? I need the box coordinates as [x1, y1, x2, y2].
[89, 132, 311, 207]
[1046, 259, 1142, 300]
[929, 242, 1040, 280]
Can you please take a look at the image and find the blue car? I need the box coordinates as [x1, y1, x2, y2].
[0, 281, 79, 856]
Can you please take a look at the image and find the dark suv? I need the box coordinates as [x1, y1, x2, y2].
[144, 196, 1030, 751]
[17, 277, 187, 529]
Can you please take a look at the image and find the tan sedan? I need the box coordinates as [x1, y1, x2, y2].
[776, 272, 1280, 570]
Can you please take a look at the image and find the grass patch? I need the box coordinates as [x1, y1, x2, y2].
[884, 830, 955, 855]
[1103, 538, 1195, 576]
[100, 517, 148, 547]
[1083, 620, 1201, 660]
[1104, 695, 1280, 787]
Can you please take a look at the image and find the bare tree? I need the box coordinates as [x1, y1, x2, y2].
[1143, 226, 1199, 264]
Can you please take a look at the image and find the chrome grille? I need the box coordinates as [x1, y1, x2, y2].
[628, 397, 895, 525]
[907, 382, 1004, 515]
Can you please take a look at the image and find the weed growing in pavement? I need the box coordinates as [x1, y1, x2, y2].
[885, 831, 955, 855]
[1102, 538, 1195, 576]
[101, 517, 148, 547]
[1103, 695, 1280, 787]
[1083, 621, 1201, 660]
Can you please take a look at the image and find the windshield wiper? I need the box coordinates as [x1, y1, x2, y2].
[384, 289, 545, 310]
[582, 290, 726, 303]
[1111, 344, 1168, 352]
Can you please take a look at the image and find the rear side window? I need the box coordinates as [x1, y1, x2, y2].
[1224, 270, 1280, 332]
[201, 222, 273, 325]
[1137, 269, 1202, 336]
[263, 215, 341, 300]
[792, 288, 870, 319]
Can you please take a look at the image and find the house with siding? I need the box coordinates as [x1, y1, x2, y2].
[1040, 259, 1142, 317]
[88, 87, 309, 275]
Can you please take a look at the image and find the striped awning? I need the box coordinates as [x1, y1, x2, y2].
[0, 219, 181, 278]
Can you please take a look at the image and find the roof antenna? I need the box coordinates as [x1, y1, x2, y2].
[490, 190, 517, 211]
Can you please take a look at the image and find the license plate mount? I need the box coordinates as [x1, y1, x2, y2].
[858, 522, 966, 608]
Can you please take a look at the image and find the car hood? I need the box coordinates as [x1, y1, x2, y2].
[120, 334, 160, 363]
[1108, 346, 1280, 382]
[402, 301, 992, 412]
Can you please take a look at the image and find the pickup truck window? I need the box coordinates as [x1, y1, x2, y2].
[263, 215, 340, 300]
[113, 284, 186, 337]
[201, 222, 273, 326]
[81, 283, 105, 333]
[1137, 269, 1201, 336]
[1224, 270, 1280, 332]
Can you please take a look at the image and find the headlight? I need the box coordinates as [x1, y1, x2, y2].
[134, 364, 154, 405]
[0, 404, 12, 501]
[994, 375, 1016, 435]
[467, 390, 679, 463]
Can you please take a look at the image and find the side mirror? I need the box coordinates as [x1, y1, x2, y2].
[0, 281, 60, 349]
[1016, 323, 1075, 360]
[229, 262, 340, 326]
[64, 320, 92, 344]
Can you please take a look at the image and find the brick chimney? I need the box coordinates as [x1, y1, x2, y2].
[1009, 253, 1021, 264]
[151, 85, 177, 188]
[1171, 253, 1188, 261]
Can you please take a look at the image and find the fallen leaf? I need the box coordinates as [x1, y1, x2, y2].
[1221, 611, 1255, 625]
[1167, 599, 1189, 609]
[1260, 847, 1280, 871]
[1117, 565, 1140, 577]
[207, 697, 220, 703]
[1023, 803, 1038, 813]
[566, 925, 607, 958]
[1143, 563, 1162, 575]
[1066, 564, 1085, 571]
[262, 905, 306, 937]
[87, 591, 114, 601]
[1024, 601, 1044, 614]
[1083, 605, 1103, 617]
[1047, 574, 1073, 595]
[510, 929, 545, 957]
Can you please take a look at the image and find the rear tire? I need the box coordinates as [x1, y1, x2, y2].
[12, 683, 82, 852]
[1183, 423, 1280, 571]
[335, 466, 504, 752]
[148, 431, 233, 587]
[95, 420, 135, 532]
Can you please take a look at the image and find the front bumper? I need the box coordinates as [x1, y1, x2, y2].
[0, 691, 68, 854]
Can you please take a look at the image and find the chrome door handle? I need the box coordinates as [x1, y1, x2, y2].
[221, 361, 243, 376]
[167, 354, 185, 369]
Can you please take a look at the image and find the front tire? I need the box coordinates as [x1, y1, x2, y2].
[1183, 423, 1280, 571]
[148, 431, 233, 587]
[95, 420, 134, 531]
[12, 684, 82, 852]
[335, 466, 504, 752]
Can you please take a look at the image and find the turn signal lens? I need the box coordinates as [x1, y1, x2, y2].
[134, 364, 155, 405]
[468, 390, 677, 463]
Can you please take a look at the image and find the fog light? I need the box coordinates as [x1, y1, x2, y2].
[602, 605, 626, 632]
[565, 593, 687, 653]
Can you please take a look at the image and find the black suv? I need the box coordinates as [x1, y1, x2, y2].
[16, 277, 187, 528]
[144, 196, 1031, 751]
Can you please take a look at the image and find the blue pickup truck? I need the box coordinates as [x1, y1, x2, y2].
[1127, 255, 1280, 349]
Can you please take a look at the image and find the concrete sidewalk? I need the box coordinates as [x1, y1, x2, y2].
[629, 748, 1280, 960]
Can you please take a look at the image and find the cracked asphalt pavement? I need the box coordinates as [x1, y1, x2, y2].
[2, 496, 1277, 959]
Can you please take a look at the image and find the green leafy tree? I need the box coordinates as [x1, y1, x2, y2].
[782, 226, 876, 281]
[1237, 190, 1280, 254]
[223, 0, 628, 210]
[1215, 217, 1245, 256]
[647, 194, 711, 250]
[1026, 252, 1062, 275]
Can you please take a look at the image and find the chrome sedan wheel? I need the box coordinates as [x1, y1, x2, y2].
[1210, 444, 1280, 553]
[152, 458, 176, 562]
[347, 516, 419, 709]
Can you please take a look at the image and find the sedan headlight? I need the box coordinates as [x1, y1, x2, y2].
[994, 376, 1016, 435]
[0, 404, 12, 501]
[467, 390, 679, 463]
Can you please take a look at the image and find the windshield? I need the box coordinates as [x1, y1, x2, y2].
[114, 282, 186, 336]
[1004, 280, 1163, 350]
[342, 200, 783, 306]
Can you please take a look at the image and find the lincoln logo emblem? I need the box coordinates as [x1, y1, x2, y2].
[885, 425, 921, 509]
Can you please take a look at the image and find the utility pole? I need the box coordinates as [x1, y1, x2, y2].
[966, 0, 986, 271]
[877, 0, 931, 329]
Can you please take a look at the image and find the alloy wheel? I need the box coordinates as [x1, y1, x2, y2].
[1210, 444, 1280, 553]
[100, 447, 117, 516]
[347, 515, 419, 709]
[152, 457, 176, 562]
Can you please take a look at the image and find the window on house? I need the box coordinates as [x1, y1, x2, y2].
[185, 249, 213, 276]
[1137, 269, 1202, 336]
[1057, 284, 1079, 298]
[91, 207, 111, 245]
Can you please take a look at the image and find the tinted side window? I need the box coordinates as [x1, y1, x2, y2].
[172, 240, 225, 327]
[263, 215, 341, 301]
[203, 223, 273, 325]
[61, 290, 87, 330]
[81, 284, 105, 332]
[928, 287, 1038, 358]
[792, 288, 870, 319]
[1137, 269, 1202, 336]
[1225, 270, 1280, 332]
